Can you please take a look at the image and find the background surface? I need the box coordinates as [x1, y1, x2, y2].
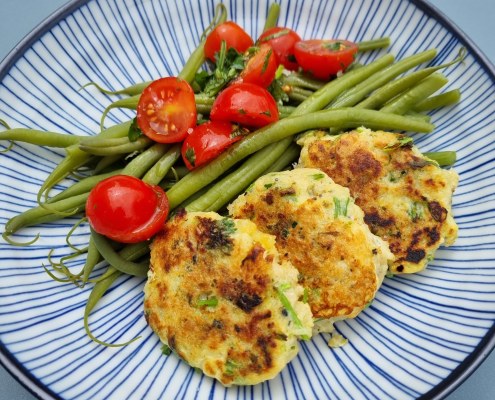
[0, 0, 493, 399]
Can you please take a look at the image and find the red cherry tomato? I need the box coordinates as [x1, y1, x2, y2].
[181, 121, 245, 170]
[137, 77, 196, 143]
[86, 175, 169, 243]
[204, 21, 254, 62]
[210, 83, 279, 129]
[234, 44, 278, 88]
[258, 27, 301, 71]
[294, 39, 358, 80]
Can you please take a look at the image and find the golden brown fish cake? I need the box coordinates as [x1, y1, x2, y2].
[298, 128, 458, 274]
[144, 211, 312, 386]
[228, 168, 392, 332]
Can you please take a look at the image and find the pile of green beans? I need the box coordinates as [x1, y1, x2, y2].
[0, 2, 462, 346]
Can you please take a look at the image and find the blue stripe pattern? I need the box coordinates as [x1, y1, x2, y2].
[1, 0, 495, 399]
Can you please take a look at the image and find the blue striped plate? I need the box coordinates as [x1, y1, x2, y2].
[1, 0, 494, 399]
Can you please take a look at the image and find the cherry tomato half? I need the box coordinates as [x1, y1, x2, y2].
[181, 121, 245, 170]
[86, 175, 169, 243]
[258, 27, 301, 71]
[204, 21, 254, 62]
[294, 39, 358, 80]
[137, 77, 197, 143]
[210, 82, 279, 129]
[234, 44, 278, 88]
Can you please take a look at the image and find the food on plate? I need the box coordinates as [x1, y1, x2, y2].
[86, 175, 169, 243]
[204, 21, 254, 62]
[298, 128, 458, 274]
[257, 27, 301, 71]
[144, 211, 313, 386]
[294, 39, 359, 80]
[229, 168, 392, 332]
[209, 82, 280, 128]
[136, 77, 197, 143]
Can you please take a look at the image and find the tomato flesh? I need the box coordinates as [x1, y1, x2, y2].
[258, 27, 301, 71]
[234, 44, 278, 88]
[294, 39, 358, 80]
[86, 175, 169, 243]
[181, 121, 244, 170]
[204, 21, 254, 62]
[137, 77, 196, 143]
[210, 83, 279, 129]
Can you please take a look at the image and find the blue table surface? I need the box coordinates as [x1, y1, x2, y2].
[0, 0, 494, 399]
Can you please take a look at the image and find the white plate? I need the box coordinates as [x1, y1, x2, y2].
[1, 0, 495, 399]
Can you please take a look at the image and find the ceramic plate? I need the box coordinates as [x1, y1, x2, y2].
[1, 0, 495, 399]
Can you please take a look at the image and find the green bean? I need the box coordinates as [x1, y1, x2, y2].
[142, 144, 181, 185]
[293, 54, 395, 116]
[287, 86, 313, 103]
[81, 81, 151, 97]
[356, 48, 465, 110]
[329, 49, 437, 109]
[3, 192, 89, 238]
[166, 108, 434, 208]
[263, 3, 280, 31]
[82, 236, 101, 285]
[380, 73, 448, 115]
[90, 229, 148, 277]
[404, 111, 431, 123]
[281, 73, 325, 91]
[47, 169, 123, 204]
[93, 154, 124, 174]
[413, 89, 461, 112]
[37, 121, 131, 205]
[163, 165, 189, 181]
[357, 37, 391, 52]
[79, 136, 152, 156]
[261, 142, 301, 174]
[195, 102, 297, 118]
[279, 105, 297, 119]
[83, 237, 152, 346]
[424, 151, 457, 167]
[0, 128, 81, 148]
[83, 267, 133, 347]
[121, 142, 169, 178]
[185, 137, 293, 212]
[100, 95, 140, 130]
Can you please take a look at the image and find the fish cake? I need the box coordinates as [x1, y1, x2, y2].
[228, 168, 392, 333]
[298, 128, 458, 274]
[144, 211, 312, 386]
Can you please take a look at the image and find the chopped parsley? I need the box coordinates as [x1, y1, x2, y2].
[128, 117, 142, 142]
[196, 295, 219, 308]
[311, 173, 325, 180]
[195, 42, 246, 97]
[184, 146, 196, 167]
[408, 201, 424, 222]
[161, 344, 172, 356]
[333, 197, 350, 218]
[384, 136, 413, 151]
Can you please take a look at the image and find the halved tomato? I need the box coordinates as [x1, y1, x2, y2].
[204, 21, 254, 62]
[294, 39, 358, 80]
[136, 77, 196, 143]
[234, 44, 278, 88]
[181, 121, 246, 170]
[258, 27, 301, 71]
[86, 175, 169, 243]
[210, 83, 279, 129]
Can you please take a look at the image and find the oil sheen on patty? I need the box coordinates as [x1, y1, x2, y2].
[228, 168, 392, 333]
[144, 211, 312, 386]
[298, 128, 458, 274]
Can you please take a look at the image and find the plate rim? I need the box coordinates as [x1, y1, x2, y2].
[0, 0, 494, 399]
